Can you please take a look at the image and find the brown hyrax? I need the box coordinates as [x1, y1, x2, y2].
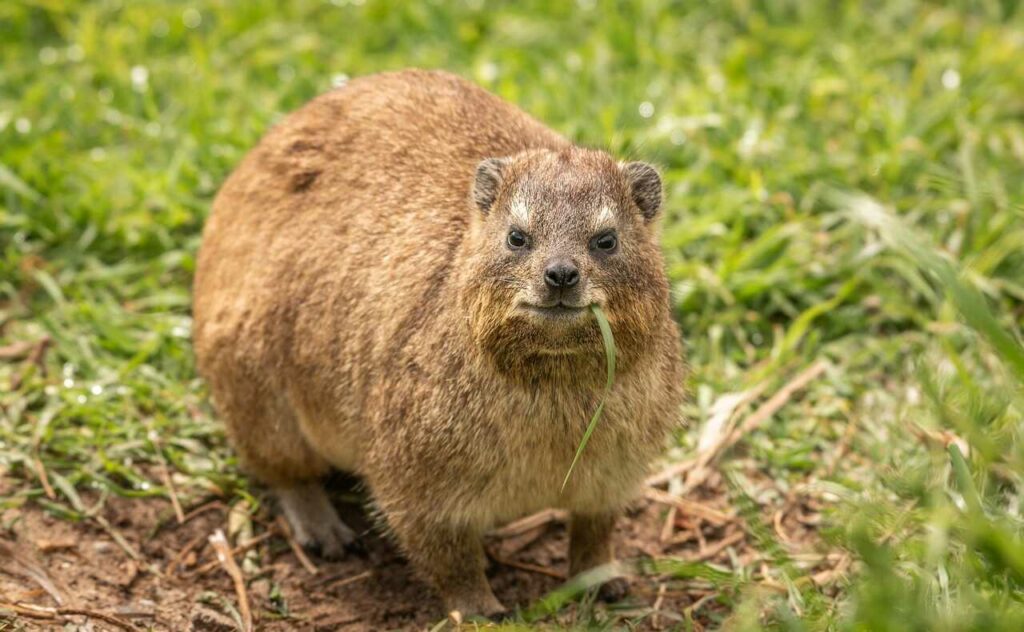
[193, 69, 685, 617]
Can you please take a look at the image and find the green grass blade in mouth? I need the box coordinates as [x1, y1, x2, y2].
[561, 304, 617, 492]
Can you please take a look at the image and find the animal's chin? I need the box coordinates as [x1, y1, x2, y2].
[505, 302, 599, 354]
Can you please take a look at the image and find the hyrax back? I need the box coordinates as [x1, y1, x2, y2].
[193, 69, 684, 616]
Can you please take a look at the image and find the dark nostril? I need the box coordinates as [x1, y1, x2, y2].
[544, 261, 580, 289]
[544, 268, 562, 288]
[563, 267, 579, 287]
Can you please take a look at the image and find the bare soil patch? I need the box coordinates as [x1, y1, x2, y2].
[1, 470, 835, 631]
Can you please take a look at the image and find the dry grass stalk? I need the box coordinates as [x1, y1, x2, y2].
[0, 601, 136, 630]
[489, 508, 567, 538]
[209, 529, 254, 632]
[188, 530, 277, 577]
[275, 515, 319, 575]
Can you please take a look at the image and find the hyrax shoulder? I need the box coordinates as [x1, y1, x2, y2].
[193, 69, 684, 616]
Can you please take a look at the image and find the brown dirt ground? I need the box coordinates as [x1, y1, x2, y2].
[0, 469, 836, 631]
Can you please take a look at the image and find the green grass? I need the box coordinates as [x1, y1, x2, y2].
[562, 303, 616, 491]
[2, 0, 1024, 629]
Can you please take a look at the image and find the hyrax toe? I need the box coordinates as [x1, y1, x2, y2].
[301, 518, 358, 561]
[277, 482, 358, 560]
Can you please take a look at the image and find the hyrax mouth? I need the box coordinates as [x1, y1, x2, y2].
[519, 302, 589, 320]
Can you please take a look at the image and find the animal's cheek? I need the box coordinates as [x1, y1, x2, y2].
[585, 259, 633, 291]
[477, 253, 533, 284]
[584, 284, 609, 307]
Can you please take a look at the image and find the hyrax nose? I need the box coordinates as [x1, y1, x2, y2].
[543, 259, 580, 289]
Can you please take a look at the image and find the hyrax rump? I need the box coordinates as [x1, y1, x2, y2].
[193, 69, 685, 616]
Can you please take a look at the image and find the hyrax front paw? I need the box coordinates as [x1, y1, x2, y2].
[295, 516, 358, 561]
[277, 483, 359, 560]
[447, 592, 508, 623]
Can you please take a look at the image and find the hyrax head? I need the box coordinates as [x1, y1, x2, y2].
[461, 147, 670, 370]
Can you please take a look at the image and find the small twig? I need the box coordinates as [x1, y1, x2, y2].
[694, 520, 707, 550]
[188, 530, 277, 577]
[143, 420, 186, 526]
[33, 537, 76, 553]
[687, 529, 745, 562]
[773, 508, 794, 545]
[489, 509, 567, 538]
[55, 607, 137, 630]
[0, 602, 136, 630]
[810, 553, 851, 587]
[31, 454, 55, 500]
[668, 362, 828, 495]
[0, 602, 57, 620]
[644, 489, 734, 527]
[275, 515, 318, 575]
[908, 422, 971, 458]
[321, 570, 373, 591]
[0, 340, 34, 360]
[167, 532, 209, 577]
[646, 457, 697, 488]
[728, 360, 828, 443]
[114, 606, 157, 619]
[496, 523, 551, 556]
[158, 462, 185, 525]
[26, 336, 51, 368]
[182, 500, 227, 524]
[759, 553, 852, 592]
[209, 529, 254, 632]
[648, 383, 769, 488]
[488, 554, 567, 580]
[658, 504, 677, 544]
[667, 527, 698, 548]
[683, 592, 717, 625]
[651, 582, 667, 630]
[92, 515, 144, 563]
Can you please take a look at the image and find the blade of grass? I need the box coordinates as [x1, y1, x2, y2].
[561, 303, 616, 491]
[523, 562, 625, 621]
[948, 443, 982, 514]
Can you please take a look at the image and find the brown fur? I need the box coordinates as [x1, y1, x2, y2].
[193, 69, 685, 617]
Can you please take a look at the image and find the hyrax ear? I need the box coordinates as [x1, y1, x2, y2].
[473, 157, 509, 214]
[621, 161, 662, 221]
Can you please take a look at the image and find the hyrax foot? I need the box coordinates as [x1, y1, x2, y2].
[569, 511, 628, 601]
[597, 576, 630, 602]
[277, 483, 357, 560]
[391, 518, 506, 618]
[448, 591, 507, 621]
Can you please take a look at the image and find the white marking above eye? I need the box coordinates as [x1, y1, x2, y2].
[595, 204, 615, 226]
[509, 196, 529, 226]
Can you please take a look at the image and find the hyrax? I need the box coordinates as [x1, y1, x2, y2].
[193, 69, 684, 617]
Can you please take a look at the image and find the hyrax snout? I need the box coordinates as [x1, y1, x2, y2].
[193, 69, 685, 617]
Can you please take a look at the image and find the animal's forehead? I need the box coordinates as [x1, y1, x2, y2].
[516, 179, 613, 210]
[509, 170, 618, 223]
[517, 153, 618, 197]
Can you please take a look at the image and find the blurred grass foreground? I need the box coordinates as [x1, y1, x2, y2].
[2, 1, 1024, 630]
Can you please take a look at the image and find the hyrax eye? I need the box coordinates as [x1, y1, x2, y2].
[591, 232, 618, 253]
[507, 229, 528, 250]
